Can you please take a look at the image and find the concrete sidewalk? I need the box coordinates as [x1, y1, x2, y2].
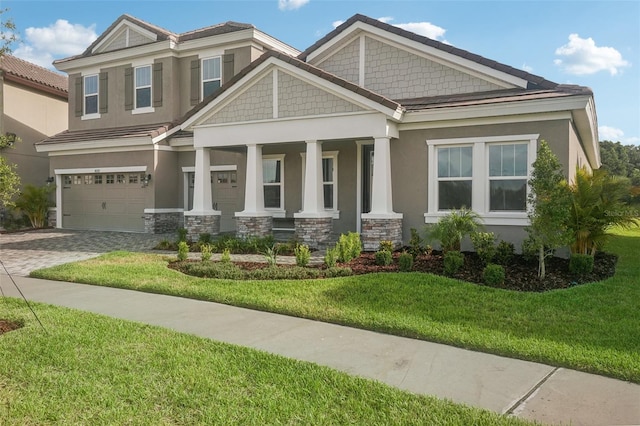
[1, 274, 639, 426]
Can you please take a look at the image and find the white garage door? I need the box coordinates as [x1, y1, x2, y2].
[62, 173, 146, 232]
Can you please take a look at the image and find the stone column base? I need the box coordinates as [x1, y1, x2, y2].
[236, 215, 273, 239]
[144, 210, 183, 234]
[361, 215, 403, 251]
[47, 207, 57, 228]
[294, 216, 333, 249]
[184, 213, 220, 242]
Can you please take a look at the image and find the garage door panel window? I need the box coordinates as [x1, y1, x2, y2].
[106, 174, 115, 184]
[73, 175, 82, 185]
[94, 175, 103, 184]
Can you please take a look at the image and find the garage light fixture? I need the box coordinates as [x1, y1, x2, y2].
[142, 174, 152, 187]
[46, 176, 55, 185]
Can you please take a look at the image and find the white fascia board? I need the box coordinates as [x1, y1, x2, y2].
[572, 96, 600, 168]
[55, 165, 147, 174]
[399, 111, 572, 131]
[181, 165, 238, 172]
[401, 95, 591, 125]
[307, 21, 527, 89]
[91, 20, 159, 54]
[55, 41, 174, 73]
[36, 136, 152, 153]
[174, 28, 255, 53]
[193, 112, 391, 147]
[253, 29, 301, 56]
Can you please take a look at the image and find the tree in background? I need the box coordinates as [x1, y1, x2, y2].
[526, 141, 573, 279]
[0, 8, 17, 56]
[599, 141, 640, 203]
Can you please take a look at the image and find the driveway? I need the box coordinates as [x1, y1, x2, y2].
[0, 229, 172, 276]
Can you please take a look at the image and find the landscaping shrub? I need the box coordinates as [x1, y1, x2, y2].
[177, 241, 189, 261]
[443, 251, 464, 276]
[176, 228, 188, 243]
[375, 249, 393, 266]
[156, 239, 173, 250]
[198, 233, 213, 245]
[181, 261, 243, 280]
[409, 227, 424, 258]
[398, 251, 413, 272]
[13, 184, 54, 228]
[220, 248, 231, 264]
[428, 208, 481, 252]
[337, 232, 362, 263]
[495, 240, 515, 265]
[521, 237, 538, 262]
[262, 244, 279, 267]
[470, 232, 496, 265]
[378, 240, 394, 253]
[483, 263, 506, 287]
[324, 247, 339, 268]
[294, 244, 311, 267]
[248, 266, 320, 280]
[200, 244, 212, 261]
[323, 267, 353, 278]
[569, 253, 595, 275]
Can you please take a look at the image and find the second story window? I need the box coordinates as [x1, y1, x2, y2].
[135, 66, 152, 109]
[202, 57, 221, 99]
[84, 75, 98, 115]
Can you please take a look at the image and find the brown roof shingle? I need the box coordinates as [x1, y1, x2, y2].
[0, 55, 68, 98]
[36, 123, 172, 146]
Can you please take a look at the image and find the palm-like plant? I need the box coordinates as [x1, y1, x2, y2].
[428, 208, 481, 252]
[567, 166, 639, 255]
[13, 184, 55, 228]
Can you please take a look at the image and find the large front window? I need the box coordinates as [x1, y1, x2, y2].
[84, 74, 98, 115]
[135, 66, 152, 109]
[488, 144, 528, 211]
[202, 57, 221, 98]
[437, 146, 472, 210]
[263, 157, 283, 210]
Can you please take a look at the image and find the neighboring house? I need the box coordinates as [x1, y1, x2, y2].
[0, 54, 68, 194]
[36, 13, 599, 250]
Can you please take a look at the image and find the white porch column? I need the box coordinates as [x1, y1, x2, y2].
[239, 143, 267, 215]
[191, 147, 217, 213]
[300, 140, 327, 215]
[369, 136, 396, 215]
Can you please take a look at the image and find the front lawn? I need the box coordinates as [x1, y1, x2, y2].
[0, 299, 528, 425]
[31, 228, 640, 383]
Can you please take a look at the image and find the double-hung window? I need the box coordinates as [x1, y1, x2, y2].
[263, 155, 285, 213]
[426, 134, 538, 225]
[202, 57, 221, 98]
[84, 74, 98, 116]
[135, 66, 152, 109]
[300, 151, 339, 216]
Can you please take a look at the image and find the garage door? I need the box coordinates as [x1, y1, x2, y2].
[62, 173, 146, 232]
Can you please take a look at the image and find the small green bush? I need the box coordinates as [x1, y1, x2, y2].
[248, 266, 320, 280]
[294, 244, 311, 267]
[521, 237, 538, 262]
[324, 247, 339, 268]
[398, 251, 413, 272]
[569, 253, 594, 275]
[198, 233, 212, 245]
[471, 232, 496, 265]
[443, 251, 464, 276]
[262, 244, 279, 267]
[495, 240, 515, 265]
[156, 239, 173, 250]
[375, 249, 393, 266]
[177, 241, 189, 261]
[337, 232, 362, 263]
[13, 184, 55, 228]
[408, 228, 424, 258]
[176, 228, 188, 243]
[379, 240, 394, 252]
[220, 248, 231, 264]
[323, 267, 353, 278]
[200, 244, 212, 261]
[428, 208, 481, 252]
[483, 263, 506, 287]
[181, 261, 243, 280]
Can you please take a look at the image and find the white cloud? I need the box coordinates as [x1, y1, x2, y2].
[598, 126, 639, 144]
[332, 20, 344, 29]
[522, 63, 534, 73]
[278, 0, 309, 11]
[377, 16, 394, 24]
[13, 19, 97, 69]
[554, 34, 630, 76]
[394, 22, 446, 41]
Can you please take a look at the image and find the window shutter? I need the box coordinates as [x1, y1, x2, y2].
[99, 72, 108, 114]
[190, 59, 200, 106]
[223, 53, 234, 85]
[124, 67, 134, 111]
[74, 77, 83, 117]
[153, 62, 163, 107]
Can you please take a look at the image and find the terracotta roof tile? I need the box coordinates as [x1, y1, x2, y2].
[0, 55, 68, 97]
[299, 14, 558, 91]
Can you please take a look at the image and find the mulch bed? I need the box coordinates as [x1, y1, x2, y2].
[0, 319, 22, 336]
[345, 250, 618, 292]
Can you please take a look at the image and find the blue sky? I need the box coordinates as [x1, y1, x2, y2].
[3, 0, 639, 144]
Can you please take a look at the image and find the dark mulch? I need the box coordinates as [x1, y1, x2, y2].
[346, 250, 618, 292]
[0, 319, 22, 335]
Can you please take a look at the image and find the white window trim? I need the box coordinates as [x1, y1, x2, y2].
[82, 74, 100, 120]
[300, 150, 340, 219]
[425, 134, 538, 226]
[201, 56, 222, 100]
[133, 65, 155, 114]
[263, 154, 286, 217]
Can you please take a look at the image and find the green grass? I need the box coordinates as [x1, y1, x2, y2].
[0, 299, 531, 425]
[31, 228, 640, 383]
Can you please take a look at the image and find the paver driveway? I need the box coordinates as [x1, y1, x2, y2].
[0, 229, 172, 276]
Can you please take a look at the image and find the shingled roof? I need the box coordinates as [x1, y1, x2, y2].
[0, 55, 68, 98]
[299, 14, 559, 91]
[37, 123, 172, 146]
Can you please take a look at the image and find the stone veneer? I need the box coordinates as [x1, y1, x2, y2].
[236, 216, 273, 239]
[294, 217, 333, 249]
[145, 212, 182, 234]
[361, 217, 403, 251]
[184, 214, 220, 242]
[47, 207, 57, 228]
